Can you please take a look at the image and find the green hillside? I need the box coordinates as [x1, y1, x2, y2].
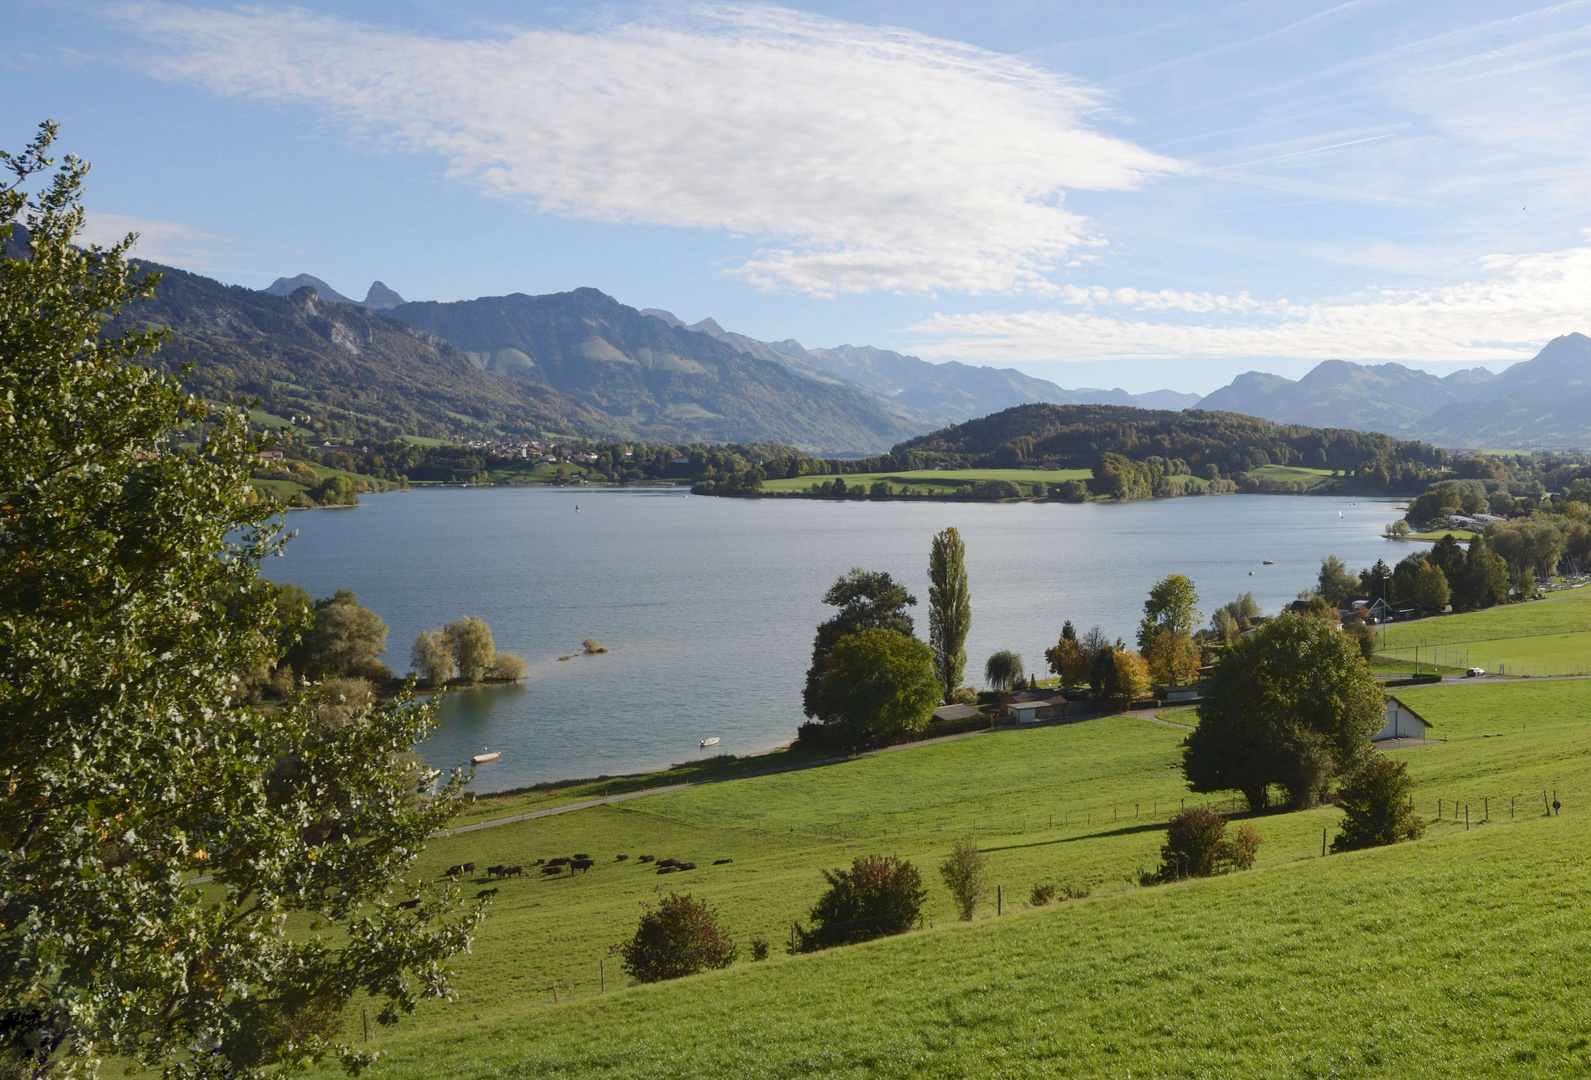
[1378, 586, 1591, 675]
[331, 678, 1591, 1078]
[761, 467, 1090, 495]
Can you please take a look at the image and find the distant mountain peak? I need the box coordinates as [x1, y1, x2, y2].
[262, 274, 358, 306]
[363, 280, 405, 309]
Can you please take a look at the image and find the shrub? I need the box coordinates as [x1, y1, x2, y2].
[620, 893, 737, 983]
[951, 685, 979, 706]
[1030, 480, 1047, 498]
[488, 651, 528, 680]
[1056, 479, 1089, 502]
[1332, 755, 1425, 852]
[797, 855, 925, 951]
[1145, 808, 1263, 883]
[749, 937, 769, 962]
[1029, 883, 1056, 906]
[582, 638, 608, 654]
[939, 841, 985, 921]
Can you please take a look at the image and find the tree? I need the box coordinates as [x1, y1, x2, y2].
[938, 841, 985, 921]
[802, 569, 917, 718]
[0, 123, 480, 1080]
[1089, 646, 1151, 711]
[1414, 562, 1451, 613]
[1143, 628, 1200, 686]
[805, 629, 940, 739]
[444, 615, 496, 683]
[1137, 574, 1201, 652]
[1316, 556, 1361, 605]
[984, 650, 1025, 691]
[488, 651, 528, 680]
[1182, 613, 1383, 810]
[619, 893, 737, 983]
[412, 628, 456, 687]
[797, 855, 926, 951]
[927, 527, 972, 704]
[1454, 535, 1509, 612]
[1360, 559, 1393, 602]
[288, 589, 391, 681]
[1144, 808, 1262, 882]
[1332, 756, 1424, 852]
[1045, 635, 1089, 687]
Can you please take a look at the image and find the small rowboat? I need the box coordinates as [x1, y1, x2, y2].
[699, 737, 720, 748]
[471, 751, 500, 764]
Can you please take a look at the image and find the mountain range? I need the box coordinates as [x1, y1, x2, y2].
[1199, 335, 1591, 449]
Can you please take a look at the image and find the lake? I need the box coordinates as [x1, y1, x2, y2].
[262, 488, 1410, 791]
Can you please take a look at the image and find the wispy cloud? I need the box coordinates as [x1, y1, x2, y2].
[79, 210, 228, 264]
[105, 2, 1178, 298]
[912, 233, 1591, 364]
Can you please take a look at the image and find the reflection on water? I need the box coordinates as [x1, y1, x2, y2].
[264, 488, 1410, 791]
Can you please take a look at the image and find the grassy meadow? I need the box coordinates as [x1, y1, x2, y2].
[336, 677, 1591, 1077]
[1245, 463, 1336, 490]
[1377, 586, 1591, 676]
[760, 468, 1090, 496]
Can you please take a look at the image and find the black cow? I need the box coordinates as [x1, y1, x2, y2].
[475, 887, 499, 899]
[615, 854, 629, 861]
[397, 898, 421, 910]
[638, 854, 655, 863]
[444, 864, 465, 877]
[462, 861, 476, 873]
[541, 865, 563, 876]
[503, 865, 524, 877]
[656, 866, 679, 875]
[656, 858, 679, 868]
[678, 862, 696, 871]
[713, 858, 733, 865]
[570, 858, 595, 873]
[487, 864, 507, 878]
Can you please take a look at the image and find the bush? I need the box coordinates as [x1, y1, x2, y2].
[411, 628, 455, 688]
[1332, 756, 1425, 852]
[620, 893, 737, 983]
[488, 651, 528, 680]
[1029, 883, 1055, 906]
[951, 685, 979, 706]
[1144, 808, 1262, 883]
[445, 615, 496, 683]
[1056, 479, 1089, 502]
[749, 937, 769, 962]
[939, 841, 985, 921]
[797, 855, 926, 951]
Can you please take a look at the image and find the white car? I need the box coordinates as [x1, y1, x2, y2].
[1466, 667, 1487, 678]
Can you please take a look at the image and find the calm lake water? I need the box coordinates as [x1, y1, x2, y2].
[262, 488, 1408, 791]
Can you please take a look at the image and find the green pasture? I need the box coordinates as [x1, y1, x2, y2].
[1245, 463, 1336, 489]
[340, 677, 1591, 1079]
[761, 468, 1091, 496]
[1378, 588, 1591, 675]
[400, 434, 449, 447]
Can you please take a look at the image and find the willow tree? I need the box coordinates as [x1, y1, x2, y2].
[0, 123, 481, 1080]
[927, 526, 971, 704]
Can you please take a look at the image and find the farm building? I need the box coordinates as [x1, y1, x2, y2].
[1375, 695, 1431, 742]
[998, 691, 1068, 724]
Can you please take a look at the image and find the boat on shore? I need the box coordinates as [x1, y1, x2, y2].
[471, 751, 501, 764]
[699, 737, 720, 748]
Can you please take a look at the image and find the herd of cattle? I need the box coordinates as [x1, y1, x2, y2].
[427, 852, 738, 896]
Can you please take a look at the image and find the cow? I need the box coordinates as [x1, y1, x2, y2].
[548, 857, 569, 867]
[444, 864, 465, 878]
[678, 862, 697, 871]
[503, 865, 524, 877]
[656, 858, 679, 868]
[462, 862, 476, 873]
[656, 866, 679, 875]
[541, 865, 563, 876]
[638, 854, 655, 863]
[397, 898, 421, 910]
[487, 864, 507, 878]
[570, 858, 595, 873]
[713, 858, 732, 865]
[573, 853, 590, 860]
[615, 854, 629, 861]
[475, 887, 499, 900]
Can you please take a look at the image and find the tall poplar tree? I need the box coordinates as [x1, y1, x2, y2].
[927, 527, 971, 704]
[0, 124, 481, 1080]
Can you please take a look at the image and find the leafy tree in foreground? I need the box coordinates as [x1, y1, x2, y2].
[0, 123, 481, 1080]
[798, 855, 926, 951]
[1183, 613, 1383, 810]
[802, 568, 917, 717]
[938, 841, 985, 921]
[984, 649, 1025, 691]
[927, 527, 972, 704]
[1332, 756, 1425, 852]
[806, 629, 940, 739]
[620, 893, 737, 983]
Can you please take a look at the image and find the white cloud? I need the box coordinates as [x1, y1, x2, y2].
[78, 211, 228, 264]
[105, 2, 1177, 298]
[913, 233, 1591, 364]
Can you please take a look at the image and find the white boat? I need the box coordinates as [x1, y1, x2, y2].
[699, 737, 720, 748]
[471, 751, 500, 764]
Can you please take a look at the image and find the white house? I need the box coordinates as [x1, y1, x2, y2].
[1375, 695, 1431, 742]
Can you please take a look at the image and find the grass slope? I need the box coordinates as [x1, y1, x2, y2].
[1379, 588, 1591, 675]
[342, 677, 1591, 1077]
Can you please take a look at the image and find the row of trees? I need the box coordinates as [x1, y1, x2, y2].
[411, 616, 527, 688]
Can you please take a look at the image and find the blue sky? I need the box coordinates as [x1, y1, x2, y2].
[8, 1, 1591, 393]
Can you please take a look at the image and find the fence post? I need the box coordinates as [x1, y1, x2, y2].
[997, 885, 1002, 916]
[1322, 828, 1326, 857]
[600, 958, 605, 993]
[1511, 796, 1515, 819]
[362, 1008, 369, 1043]
[1465, 805, 1469, 831]
[1485, 797, 1489, 822]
